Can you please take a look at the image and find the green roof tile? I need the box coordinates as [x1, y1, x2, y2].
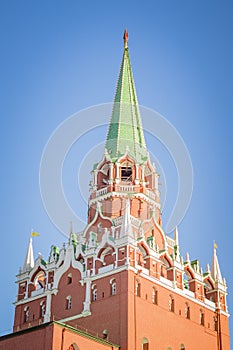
[106, 42, 147, 164]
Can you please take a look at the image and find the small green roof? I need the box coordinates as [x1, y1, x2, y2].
[105, 31, 147, 163]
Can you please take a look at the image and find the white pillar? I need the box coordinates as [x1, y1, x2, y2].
[115, 247, 119, 268]
[44, 292, 52, 323]
[135, 164, 139, 180]
[115, 162, 120, 183]
[141, 165, 145, 181]
[83, 278, 91, 313]
[94, 170, 98, 187]
[135, 164, 139, 185]
[109, 163, 113, 182]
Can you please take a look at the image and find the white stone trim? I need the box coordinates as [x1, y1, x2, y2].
[53, 245, 84, 290]
[14, 292, 47, 306]
[89, 191, 161, 209]
[83, 277, 91, 313]
[44, 291, 52, 323]
[84, 202, 113, 238]
[87, 265, 127, 282]
[59, 310, 91, 323]
[128, 265, 229, 314]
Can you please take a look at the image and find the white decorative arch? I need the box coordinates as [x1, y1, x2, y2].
[83, 203, 113, 239]
[95, 228, 116, 263]
[28, 264, 46, 283]
[117, 152, 137, 164]
[53, 245, 84, 290]
[96, 153, 110, 171]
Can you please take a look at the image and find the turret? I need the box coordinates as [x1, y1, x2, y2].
[210, 243, 227, 311]
[211, 242, 223, 284]
[23, 237, 34, 272]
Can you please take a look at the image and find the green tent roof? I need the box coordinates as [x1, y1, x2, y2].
[105, 39, 147, 164]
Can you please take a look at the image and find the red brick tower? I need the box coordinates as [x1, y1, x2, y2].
[1, 31, 230, 350]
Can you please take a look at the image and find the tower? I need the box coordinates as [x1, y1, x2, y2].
[0, 31, 230, 350]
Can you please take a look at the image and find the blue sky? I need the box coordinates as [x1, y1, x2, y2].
[0, 0, 232, 345]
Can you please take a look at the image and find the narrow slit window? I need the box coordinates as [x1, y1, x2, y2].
[111, 282, 116, 295]
[66, 296, 72, 310]
[152, 288, 158, 305]
[93, 288, 97, 301]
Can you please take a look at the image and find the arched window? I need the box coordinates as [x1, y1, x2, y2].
[204, 279, 214, 301]
[24, 306, 29, 323]
[111, 282, 116, 295]
[34, 271, 45, 290]
[185, 302, 190, 319]
[66, 295, 72, 310]
[40, 301, 46, 317]
[136, 280, 141, 297]
[200, 309, 205, 326]
[93, 288, 97, 301]
[67, 273, 72, 285]
[91, 283, 97, 301]
[103, 329, 108, 339]
[169, 295, 174, 312]
[152, 287, 158, 305]
[142, 337, 149, 350]
[183, 270, 192, 290]
[110, 278, 117, 295]
[121, 161, 132, 182]
[160, 257, 171, 278]
[180, 344, 185, 350]
[204, 280, 213, 292]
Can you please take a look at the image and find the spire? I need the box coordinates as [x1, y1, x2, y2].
[105, 30, 147, 163]
[211, 242, 223, 284]
[206, 263, 210, 273]
[174, 226, 179, 245]
[23, 237, 34, 272]
[69, 221, 73, 244]
[120, 199, 133, 237]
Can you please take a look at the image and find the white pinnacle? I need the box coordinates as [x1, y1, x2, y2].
[120, 198, 133, 237]
[23, 237, 34, 272]
[211, 246, 223, 284]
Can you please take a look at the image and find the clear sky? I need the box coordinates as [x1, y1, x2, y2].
[0, 0, 232, 345]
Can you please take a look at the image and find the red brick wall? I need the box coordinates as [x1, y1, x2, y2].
[0, 324, 53, 350]
[0, 323, 119, 350]
[70, 270, 128, 348]
[127, 269, 230, 350]
[52, 323, 119, 350]
[14, 296, 46, 332]
[51, 267, 85, 321]
[65, 269, 230, 350]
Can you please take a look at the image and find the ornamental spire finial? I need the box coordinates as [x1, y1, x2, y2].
[69, 221, 73, 244]
[211, 241, 223, 284]
[123, 29, 128, 49]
